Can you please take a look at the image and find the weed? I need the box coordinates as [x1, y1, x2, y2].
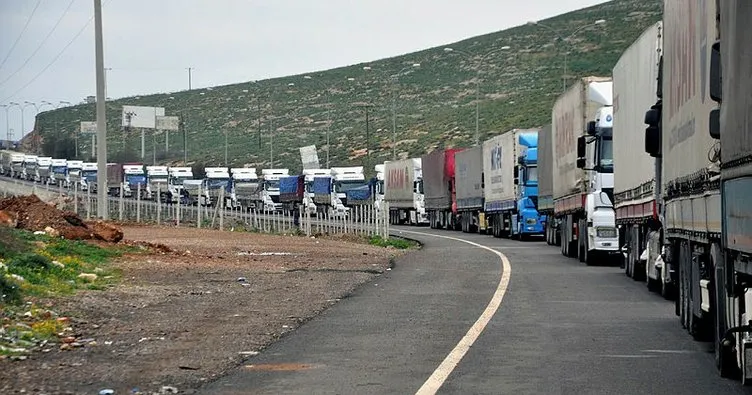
[0, 275, 22, 305]
[368, 236, 416, 249]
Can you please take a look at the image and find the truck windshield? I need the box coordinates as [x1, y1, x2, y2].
[264, 180, 280, 190]
[82, 170, 97, 178]
[305, 181, 314, 193]
[207, 178, 229, 189]
[126, 175, 146, 185]
[172, 176, 192, 185]
[525, 166, 538, 183]
[414, 180, 424, 194]
[598, 134, 614, 173]
[336, 180, 364, 192]
[150, 176, 168, 183]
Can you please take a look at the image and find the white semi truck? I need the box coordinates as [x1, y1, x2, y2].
[302, 168, 331, 215]
[122, 164, 147, 198]
[612, 21, 665, 285]
[384, 158, 427, 225]
[374, 164, 385, 212]
[22, 155, 38, 181]
[146, 166, 169, 200]
[66, 160, 83, 189]
[35, 157, 52, 184]
[229, 168, 262, 210]
[50, 159, 67, 186]
[9, 153, 24, 179]
[260, 168, 288, 212]
[639, 0, 752, 384]
[552, 76, 619, 265]
[168, 167, 194, 203]
[331, 166, 365, 210]
[202, 167, 231, 207]
[81, 162, 98, 191]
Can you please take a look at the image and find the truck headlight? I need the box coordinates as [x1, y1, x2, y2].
[596, 227, 617, 238]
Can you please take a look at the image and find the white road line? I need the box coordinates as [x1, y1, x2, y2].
[394, 230, 512, 395]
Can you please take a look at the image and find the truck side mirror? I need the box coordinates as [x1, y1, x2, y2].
[644, 105, 661, 157]
[656, 56, 663, 99]
[576, 157, 587, 169]
[586, 121, 596, 136]
[576, 135, 586, 158]
[513, 166, 519, 185]
[709, 41, 722, 103]
[709, 108, 720, 139]
[481, 172, 485, 189]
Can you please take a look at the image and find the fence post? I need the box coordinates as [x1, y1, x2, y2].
[86, 187, 91, 219]
[119, 184, 124, 221]
[74, 183, 79, 214]
[177, 190, 182, 227]
[136, 184, 141, 223]
[219, 189, 225, 231]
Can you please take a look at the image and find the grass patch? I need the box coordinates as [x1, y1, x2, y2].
[368, 236, 417, 249]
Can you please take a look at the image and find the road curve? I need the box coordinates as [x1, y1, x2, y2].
[200, 227, 751, 394]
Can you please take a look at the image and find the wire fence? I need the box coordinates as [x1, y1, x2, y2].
[0, 177, 391, 239]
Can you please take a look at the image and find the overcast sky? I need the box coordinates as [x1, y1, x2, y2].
[0, 0, 608, 140]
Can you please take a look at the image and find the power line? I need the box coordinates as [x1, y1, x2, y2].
[0, 0, 78, 87]
[0, 0, 43, 71]
[1, 0, 110, 103]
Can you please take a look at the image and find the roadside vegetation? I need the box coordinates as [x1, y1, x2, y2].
[368, 235, 417, 250]
[0, 227, 133, 359]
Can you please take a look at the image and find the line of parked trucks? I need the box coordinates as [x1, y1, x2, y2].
[1, 0, 750, 386]
[382, 0, 752, 386]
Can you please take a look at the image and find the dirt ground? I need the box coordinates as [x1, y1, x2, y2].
[1, 226, 407, 394]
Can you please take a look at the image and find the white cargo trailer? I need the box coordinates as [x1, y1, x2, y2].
[551, 76, 618, 264]
[384, 158, 427, 225]
[455, 146, 484, 233]
[612, 21, 664, 285]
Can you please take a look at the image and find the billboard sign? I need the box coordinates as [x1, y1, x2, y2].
[156, 116, 180, 131]
[299, 145, 320, 170]
[80, 121, 98, 135]
[121, 105, 165, 129]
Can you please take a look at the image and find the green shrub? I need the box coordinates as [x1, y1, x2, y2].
[0, 275, 22, 305]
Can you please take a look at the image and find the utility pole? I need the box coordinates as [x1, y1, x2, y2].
[257, 98, 262, 150]
[187, 67, 193, 90]
[365, 105, 370, 169]
[269, 118, 274, 168]
[94, 0, 108, 219]
[180, 114, 187, 163]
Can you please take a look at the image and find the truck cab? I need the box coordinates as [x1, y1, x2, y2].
[576, 105, 619, 260]
[81, 162, 98, 192]
[514, 132, 544, 236]
[302, 168, 332, 215]
[229, 168, 261, 210]
[260, 168, 289, 212]
[36, 157, 52, 184]
[66, 160, 83, 189]
[50, 159, 67, 186]
[168, 167, 194, 204]
[331, 166, 365, 210]
[10, 153, 24, 179]
[374, 164, 385, 212]
[202, 167, 231, 206]
[22, 155, 38, 181]
[146, 166, 169, 200]
[122, 164, 147, 198]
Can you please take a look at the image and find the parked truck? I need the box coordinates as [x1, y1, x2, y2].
[260, 169, 288, 212]
[80, 162, 97, 191]
[374, 164, 385, 212]
[9, 152, 24, 179]
[641, 0, 752, 383]
[423, 148, 463, 230]
[35, 157, 52, 184]
[331, 166, 365, 210]
[279, 175, 306, 213]
[302, 168, 331, 215]
[145, 166, 169, 200]
[22, 155, 38, 181]
[384, 158, 427, 226]
[454, 147, 484, 233]
[229, 168, 262, 210]
[50, 159, 67, 186]
[482, 129, 544, 239]
[551, 76, 619, 264]
[612, 21, 664, 284]
[66, 160, 84, 189]
[122, 163, 147, 198]
[539, 124, 555, 245]
[202, 167, 231, 206]
[103, 163, 124, 196]
[167, 167, 194, 203]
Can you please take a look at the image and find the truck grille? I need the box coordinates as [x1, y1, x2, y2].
[596, 227, 617, 238]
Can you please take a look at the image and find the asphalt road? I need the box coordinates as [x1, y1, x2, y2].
[200, 226, 752, 394]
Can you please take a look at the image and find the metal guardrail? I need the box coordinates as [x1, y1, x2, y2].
[0, 177, 391, 239]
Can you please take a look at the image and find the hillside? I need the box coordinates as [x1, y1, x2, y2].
[30, 0, 661, 174]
